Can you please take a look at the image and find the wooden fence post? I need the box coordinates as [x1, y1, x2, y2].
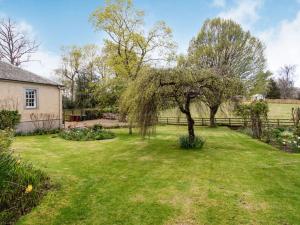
[229, 118, 231, 126]
[202, 118, 204, 126]
[167, 117, 168, 125]
[277, 119, 280, 127]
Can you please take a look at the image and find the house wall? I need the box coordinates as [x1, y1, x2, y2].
[0, 80, 63, 132]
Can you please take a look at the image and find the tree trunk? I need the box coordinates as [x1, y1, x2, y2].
[128, 122, 133, 135]
[70, 80, 75, 102]
[185, 111, 195, 143]
[209, 105, 219, 127]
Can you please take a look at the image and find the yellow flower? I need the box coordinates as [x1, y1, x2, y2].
[25, 185, 33, 193]
[16, 159, 21, 164]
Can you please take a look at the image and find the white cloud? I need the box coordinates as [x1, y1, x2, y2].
[218, 0, 263, 30]
[259, 11, 300, 86]
[212, 0, 226, 8]
[22, 49, 60, 81]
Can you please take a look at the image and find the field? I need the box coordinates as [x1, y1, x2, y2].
[13, 126, 300, 225]
[161, 102, 300, 119]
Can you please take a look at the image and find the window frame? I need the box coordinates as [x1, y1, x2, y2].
[25, 88, 38, 109]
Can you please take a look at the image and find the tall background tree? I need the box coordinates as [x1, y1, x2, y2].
[266, 78, 281, 99]
[0, 17, 38, 66]
[56, 46, 82, 105]
[90, 0, 176, 81]
[188, 18, 266, 127]
[90, 0, 176, 133]
[250, 71, 272, 96]
[56, 45, 103, 109]
[277, 64, 296, 99]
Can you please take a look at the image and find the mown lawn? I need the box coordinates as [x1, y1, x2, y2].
[161, 102, 300, 119]
[13, 126, 300, 225]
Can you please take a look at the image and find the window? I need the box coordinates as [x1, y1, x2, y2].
[25, 89, 37, 109]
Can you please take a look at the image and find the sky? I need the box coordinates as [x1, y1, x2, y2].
[1, 0, 300, 85]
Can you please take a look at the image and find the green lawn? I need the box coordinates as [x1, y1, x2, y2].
[13, 126, 300, 225]
[161, 102, 300, 119]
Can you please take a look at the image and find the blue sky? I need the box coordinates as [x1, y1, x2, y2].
[1, 0, 300, 84]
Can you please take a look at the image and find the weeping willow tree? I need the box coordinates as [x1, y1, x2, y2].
[120, 64, 216, 142]
[120, 69, 161, 137]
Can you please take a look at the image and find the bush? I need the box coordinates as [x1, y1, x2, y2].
[85, 110, 102, 120]
[0, 129, 13, 152]
[0, 130, 50, 225]
[0, 110, 21, 130]
[15, 128, 60, 137]
[179, 135, 205, 149]
[59, 127, 115, 141]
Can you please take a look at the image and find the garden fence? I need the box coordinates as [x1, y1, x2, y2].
[158, 117, 295, 127]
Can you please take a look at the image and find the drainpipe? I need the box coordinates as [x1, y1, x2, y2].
[58, 86, 63, 129]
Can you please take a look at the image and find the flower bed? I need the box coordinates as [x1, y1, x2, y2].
[0, 129, 50, 224]
[59, 125, 115, 141]
[237, 126, 300, 153]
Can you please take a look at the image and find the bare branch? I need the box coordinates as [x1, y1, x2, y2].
[0, 17, 39, 66]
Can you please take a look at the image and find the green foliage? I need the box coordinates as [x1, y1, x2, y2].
[59, 127, 115, 141]
[266, 78, 281, 99]
[235, 101, 268, 139]
[179, 135, 205, 149]
[85, 109, 103, 120]
[249, 100, 269, 117]
[189, 18, 265, 92]
[0, 110, 21, 130]
[0, 130, 50, 225]
[0, 129, 13, 152]
[15, 128, 60, 137]
[249, 71, 272, 96]
[57, 44, 103, 109]
[90, 0, 175, 80]
[120, 68, 161, 136]
[234, 104, 250, 125]
[92, 77, 125, 111]
[261, 127, 300, 153]
[90, 0, 176, 123]
[187, 18, 266, 126]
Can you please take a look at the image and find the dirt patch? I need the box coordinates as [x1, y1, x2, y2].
[65, 119, 127, 129]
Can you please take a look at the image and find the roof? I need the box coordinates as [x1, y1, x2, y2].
[0, 61, 61, 87]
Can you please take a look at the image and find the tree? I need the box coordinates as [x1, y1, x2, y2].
[0, 17, 38, 66]
[55, 46, 82, 103]
[92, 77, 123, 112]
[121, 62, 215, 142]
[75, 45, 102, 109]
[250, 71, 272, 96]
[188, 18, 266, 127]
[277, 65, 296, 99]
[90, 0, 176, 133]
[90, 0, 176, 80]
[266, 78, 281, 99]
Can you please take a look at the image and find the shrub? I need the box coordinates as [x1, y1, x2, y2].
[85, 110, 102, 120]
[59, 127, 115, 141]
[0, 130, 50, 224]
[179, 135, 205, 150]
[0, 129, 13, 152]
[234, 101, 268, 139]
[0, 110, 21, 130]
[92, 124, 103, 131]
[15, 128, 60, 137]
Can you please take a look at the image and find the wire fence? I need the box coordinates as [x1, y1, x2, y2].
[158, 117, 295, 127]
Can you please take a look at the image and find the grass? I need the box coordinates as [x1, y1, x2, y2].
[161, 102, 300, 119]
[12, 126, 300, 225]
